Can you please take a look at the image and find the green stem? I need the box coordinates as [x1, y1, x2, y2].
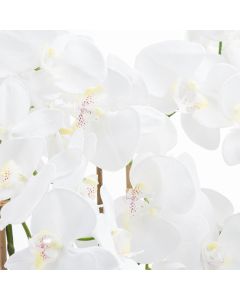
[6, 225, 15, 256]
[218, 41, 223, 55]
[22, 222, 32, 239]
[145, 264, 152, 270]
[167, 111, 176, 118]
[78, 237, 95, 241]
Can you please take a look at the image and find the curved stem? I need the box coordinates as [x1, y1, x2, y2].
[126, 161, 133, 191]
[167, 111, 176, 118]
[96, 167, 104, 213]
[6, 225, 15, 256]
[22, 222, 32, 239]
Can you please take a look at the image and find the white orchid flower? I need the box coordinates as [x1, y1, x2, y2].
[103, 55, 148, 110]
[219, 73, 240, 165]
[0, 31, 64, 78]
[102, 154, 200, 264]
[0, 137, 45, 201]
[21, 68, 61, 109]
[201, 214, 240, 270]
[55, 83, 140, 171]
[133, 105, 177, 155]
[135, 41, 237, 149]
[5, 188, 118, 270]
[187, 30, 240, 68]
[0, 77, 31, 141]
[188, 31, 240, 52]
[153, 154, 234, 269]
[41, 33, 106, 94]
[0, 142, 88, 229]
[10, 108, 64, 138]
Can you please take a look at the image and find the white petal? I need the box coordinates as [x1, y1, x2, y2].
[130, 215, 180, 263]
[134, 105, 177, 155]
[152, 261, 186, 270]
[192, 100, 231, 129]
[0, 137, 45, 176]
[5, 248, 34, 270]
[22, 69, 60, 108]
[52, 160, 87, 191]
[203, 63, 238, 94]
[43, 34, 106, 93]
[222, 129, 240, 165]
[202, 188, 233, 227]
[148, 94, 178, 114]
[220, 73, 240, 119]
[31, 188, 96, 244]
[181, 113, 220, 149]
[135, 41, 205, 97]
[0, 164, 55, 229]
[0, 30, 63, 77]
[49, 147, 84, 178]
[131, 155, 196, 213]
[177, 153, 200, 190]
[219, 214, 240, 258]
[0, 77, 30, 127]
[105, 55, 148, 109]
[90, 108, 140, 171]
[54, 246, 119, 270]
[11, 109, 64, 138]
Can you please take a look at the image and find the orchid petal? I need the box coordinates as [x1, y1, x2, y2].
[11, 109, 64, 138]
[134, 105, 177, 155]
[90, 108, 140, 171]
[222, 129, 240, 165]
[31, 188, 96, 244]
[181, 113, 220, 149]
[0, 77, 30, 127]
[0, 164, 55, 229]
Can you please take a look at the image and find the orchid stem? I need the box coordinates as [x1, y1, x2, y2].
[0, 229, 7, 269]
[96, 167, 104, 213]
[6, 225, 15, 256]
[78, 237, 95, 241]
[126, 160, 133, 191]
[167, 111, 176, 118]
[145, 264, 152, 270]
[218, 41, 223, 55]
[22, 222, 32, 239]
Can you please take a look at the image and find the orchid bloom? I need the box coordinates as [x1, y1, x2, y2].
[100, 154, 199, 264]
[219, 74, 240, 165]
[0, 142, 88, 230]
[50, 54, 142, 171]
[0, 77, 31, 141]
[154, 154, 233, 269]
[5, 188, 118, 270]
[0, 137, 45, 201]
[0, 31, 64, 78]
[201, 214, 240, 270]
[135, 41, 238, 149]
[188, 30, 240, 68]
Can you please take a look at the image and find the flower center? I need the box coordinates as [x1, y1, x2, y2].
[0, 160, 26, 190]
[30, 231, 63, 270]
[173, 80, 209, 113]
[78, 175, 98, 200]
[59, 86, 105, 135]
[73, 86, 105, 129]
[202, 241, 229, 269]
[126, 183, 146, 215]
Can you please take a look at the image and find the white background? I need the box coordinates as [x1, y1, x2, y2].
[1, 1, 240, 299]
